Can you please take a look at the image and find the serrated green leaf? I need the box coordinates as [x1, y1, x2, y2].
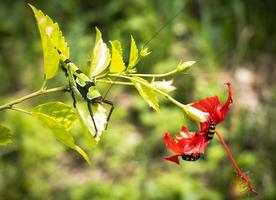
[127, 35, 139, 71]
[89, 27, 111, 77]
[131, 77, 160, 111]
[74, 98, 108, 146]
[30, 4, 69, 80]
[109, 40, 126, 73]
[44, 36, 60, 79]
[31, 102, 90, 163]
[32, 102, 77, 131]
[0, 125, 12, 146]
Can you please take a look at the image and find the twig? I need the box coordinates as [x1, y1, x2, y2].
[0, 86, 68, 111]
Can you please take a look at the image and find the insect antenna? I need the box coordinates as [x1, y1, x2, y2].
[143, 6, 186, 48]
[102, 5, 186, 101]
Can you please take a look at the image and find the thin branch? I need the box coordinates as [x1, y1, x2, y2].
[9, 107, 32, 115]
[0, 86, 68, 111]
[131, 69, 177, 78]
[97, 79, 133, 86]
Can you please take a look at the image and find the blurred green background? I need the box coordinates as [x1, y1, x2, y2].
[1, 0, 276, 199]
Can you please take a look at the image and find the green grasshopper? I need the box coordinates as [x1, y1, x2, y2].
[57, 49, 114, 137]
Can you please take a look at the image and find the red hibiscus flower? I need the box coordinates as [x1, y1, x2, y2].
[163, 127, 209, 164]
[190, 82, 233, 131]
[163, 82, 258, 195]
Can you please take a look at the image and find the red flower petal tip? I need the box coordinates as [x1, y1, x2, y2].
[164, 155, 180, 165]
[191, 82, 233, 125]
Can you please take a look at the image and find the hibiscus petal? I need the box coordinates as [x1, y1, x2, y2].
[220, 82, 233, 118]
[163, 133, 183, 154]
[164, 155, 180, 164]
[190, 83, 233, 124]
[185, 134, 209, 154]
[191, 96, 221, 115]
[176, 127, 194, 139]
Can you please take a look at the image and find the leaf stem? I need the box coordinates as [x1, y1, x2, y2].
[9, 107, 32, 115]
[130, 69, 177, 78]
[40, 79, 48, 90]
[0, 86, 69, 111]
[215, 131, 258, 195]
[97, 79, 133, 86]
[108, 74, 185, 109]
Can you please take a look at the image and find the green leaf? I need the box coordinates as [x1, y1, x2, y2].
[0, 125, 12, 146]
[127, 35, 139, 71]
[29, 4, 70, 80]
[131, 77, 160, 111]
[32, 102, 90, 163]
[109, 40, 126, 73]
[74, 99, 108, 146]
[89, 27, 111, 77]
[32, 102, 77, 131]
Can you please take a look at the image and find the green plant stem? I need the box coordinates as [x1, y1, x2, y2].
[97, 79, 133, 86]
[40, 79, 47, 90]
[96, 73, 108, 79]
[0, 86, 68, 111]
[130, 69, 177, 78]
[108, 74, 185, 109]
[9, 107, 32, 115]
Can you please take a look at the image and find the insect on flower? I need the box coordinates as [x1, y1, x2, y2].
[163, 127, 209, 164]
[163, 82, 258, 195]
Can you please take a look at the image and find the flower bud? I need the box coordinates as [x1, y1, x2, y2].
[140, 47, 151, 57]
[183, 104, 209, 122]
[176, 61, 195, 72]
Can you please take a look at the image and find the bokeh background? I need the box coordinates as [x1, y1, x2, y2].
[1, 0, 276, 199]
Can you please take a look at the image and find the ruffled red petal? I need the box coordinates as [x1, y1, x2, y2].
[191, 96, 222, 123]
[191, 96, 221, 114]
[175, 127, 194, 139]
[181, 133, 209, 155]
[164, 155, 180, 164]
[163, 127, 209, 164]
[220, 82, 233, 118]
[163, 132, 184, 154]
[191, 82, 233, 124]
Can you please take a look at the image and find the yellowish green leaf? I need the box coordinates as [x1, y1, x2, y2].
[127, 35, 139, 71]
[0, 125, 12, 146]
[32, 102, 77, 131]
[29, 4, 69, 80]
[89, 27, 111, 77]
[131, 77, 160, 111]
[109, 40, 126, 73]
[32, 102, 90, 163]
